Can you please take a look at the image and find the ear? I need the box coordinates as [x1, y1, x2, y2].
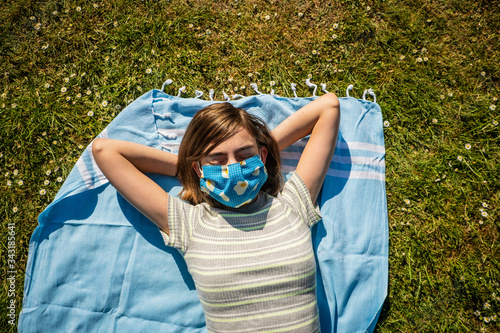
[192, 161, 203, 178]
[260, 147, 268, 164]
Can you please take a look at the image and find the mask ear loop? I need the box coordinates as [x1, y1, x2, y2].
[197, 162, 204, 178]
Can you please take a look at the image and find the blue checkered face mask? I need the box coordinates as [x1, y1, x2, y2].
[199, 155, 268, 208]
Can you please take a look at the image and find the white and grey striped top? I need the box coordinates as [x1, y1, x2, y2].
[161, 172, 322, 332]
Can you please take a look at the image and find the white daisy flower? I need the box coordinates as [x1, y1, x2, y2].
[40, 189, 46, 195]
[465, 143, 471, 150]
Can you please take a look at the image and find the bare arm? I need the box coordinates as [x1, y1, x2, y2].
[272, 93, 340, 203]
[92, 138, 177, 234]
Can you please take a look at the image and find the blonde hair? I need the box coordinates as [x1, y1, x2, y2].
[177, 103, 283, 206]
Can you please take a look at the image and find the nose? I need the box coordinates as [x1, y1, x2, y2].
[226, 154, 239, 166]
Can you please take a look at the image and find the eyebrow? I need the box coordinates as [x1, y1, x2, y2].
[206, 145, 256, 158]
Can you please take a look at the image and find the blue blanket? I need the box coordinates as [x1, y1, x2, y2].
[19, 86, 388, 332]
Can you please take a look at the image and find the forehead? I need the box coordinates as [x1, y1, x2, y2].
[206, 128, 258, 155]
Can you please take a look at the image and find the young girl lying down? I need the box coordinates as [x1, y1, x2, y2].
[92, 93, 340, 332]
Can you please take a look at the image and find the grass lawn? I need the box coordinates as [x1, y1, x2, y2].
[1, 0, 498, 331]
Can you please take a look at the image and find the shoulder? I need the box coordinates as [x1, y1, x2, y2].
[281, 171, 310, 197]
[277, 171, 322, 226]
[168, 194, 215, 217]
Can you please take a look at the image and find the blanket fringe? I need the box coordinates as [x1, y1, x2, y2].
[177, 86, 186, 97]
[250, 83, 263, 95]
[291, 83, 298, 98]
[346, 84, 354, 97]
[363, 88, 377, 103]
[320, 83, 329, 94]
[305, 78, 317, 97]
[160, 79, 173, 92]
[159, 79, 376, 102]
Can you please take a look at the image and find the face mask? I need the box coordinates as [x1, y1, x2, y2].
[199, 155, 268, 208]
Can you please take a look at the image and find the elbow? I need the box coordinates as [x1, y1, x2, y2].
[325, 92, 340, 110]
[91, 138, 107, 157]
[321, 93, 340, 126]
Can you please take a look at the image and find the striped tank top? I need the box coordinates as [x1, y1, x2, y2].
[161, 172, 322, 332]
